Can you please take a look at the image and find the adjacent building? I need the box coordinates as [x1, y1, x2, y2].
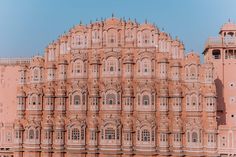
[0, 58, 30, 157]
[204, 21, 236, 156]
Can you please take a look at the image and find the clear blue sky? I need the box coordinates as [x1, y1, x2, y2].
[0, 0, 236, 58]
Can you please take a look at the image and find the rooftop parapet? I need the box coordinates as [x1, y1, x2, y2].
[0, 58, 31, 65]
[204, 36, 236, 52]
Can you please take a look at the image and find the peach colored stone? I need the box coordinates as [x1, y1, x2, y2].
[204, 21, 236, 155]
[3, 17, 236, 157]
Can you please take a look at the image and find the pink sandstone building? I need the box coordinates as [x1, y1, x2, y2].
[0, 17, 234, 157]
[204, 21, 236, 156]
[0, 58, 30, 157]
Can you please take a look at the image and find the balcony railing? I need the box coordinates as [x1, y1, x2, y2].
[0, 58, 31, 65]
[205, 37, 236, 49]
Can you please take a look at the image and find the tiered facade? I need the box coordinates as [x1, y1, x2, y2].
[12, 17, 218, 157]
[204, 21, 236, 156]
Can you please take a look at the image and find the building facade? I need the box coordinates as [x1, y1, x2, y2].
[0, 58, 30, 157]
[204, 21, 236, 156]
[9, 17, 218, 157]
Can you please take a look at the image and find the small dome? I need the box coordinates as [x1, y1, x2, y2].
[220, 22, 236, 32]
[71, 24, 87, 33]
[14, 120, 23, 130]
[43, 117, 53, 128]
[55, 116, 65, 128]
[17, 87, 26, 97]
[138, 23, 155, 31]
[45, 87, 55, 96]
[104, 17, 122, 26]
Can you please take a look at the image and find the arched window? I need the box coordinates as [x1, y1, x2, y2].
[105, 57, 118, 75]
[44, 130, 51, 140]
[160, 63, 167, 78]
[191, 95, 197, 106]
[172, 67, 179, 80]
[106, 92, 117, 105]
[33, 68, 40, 81]
[174, 133, 181, 142]
[81, 127, 85, 140]
[71, 128, 80, 140]
[75, 34, 83, 46]
[48, 49, 55, 61]
[172, 46, 179, 59]
[160, 97, 168, 111]
[141, 58, 151, 75]
[212, 49, 221, 59]
[110, 66, 114, 71]
[31, 95, 37, 105]
[30, 94, 40, 108]
[74, 95, 80, 105]
[160, 133, 167, 142]
[187, 132, 190, 142]
[141, 129, 150, 142]
[92, 30, 100, 43]
[56, 131, 63, 140]
[143, 95, 150, 105]
[74, 59, 84, 75]
[208, 133, 216, 144]
[59, 64, 67, 79]
[125, 29, 133, 42]
[19, 70, 26, 84]
[190, 65, 197, 80]
[107, 29, 117, 45]
[185, 66, 189, 79]
[29, 129, 34, 139]
[192, 132, 198, 143]
[60, 42, 67, 54]
[105, 128, 115, 139]
[186, 95, 190, 106]
[137, 60, 141, 73]
[143, 61, 149, 73]
[35, 129, 39, 139]
[142, 30, 151, 46]
[47, 68, 55, 81]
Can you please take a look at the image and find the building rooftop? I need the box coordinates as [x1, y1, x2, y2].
[220, 21, 236, 33]
[0, 58, 31, 65]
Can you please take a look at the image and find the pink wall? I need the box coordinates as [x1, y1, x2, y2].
[204, 22, 236, 154]
[0, 65, 19, 147]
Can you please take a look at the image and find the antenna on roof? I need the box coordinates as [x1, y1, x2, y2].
[112, 13, 114, 18]
[228, 18, 231, 23]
